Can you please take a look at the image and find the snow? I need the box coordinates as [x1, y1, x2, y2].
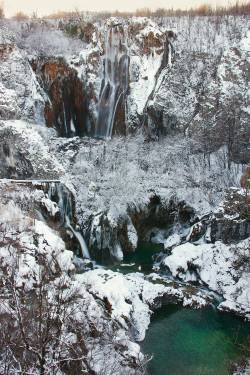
[241, 29, 250, 51]
[163, 239, 250, 319]
[127, 221, 138, 249]
[78, 268, 210, 341]
[41, 196, 59, 216]
[0, 196, 148, 374]
[129, 52, 163, 116]
[164, 233, 181, 249]
[0, 120, 64, 179]
[0, 202, 74, 290]
[164, 243, 203, 276]
[0, 44, 47, 123]
[60, 136, 242, 240]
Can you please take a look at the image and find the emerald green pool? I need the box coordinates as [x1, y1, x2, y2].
[142, 304, 250, 375]
[111, 242, 162, 274]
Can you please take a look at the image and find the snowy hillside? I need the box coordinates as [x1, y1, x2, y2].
[0, 12, 250, 375]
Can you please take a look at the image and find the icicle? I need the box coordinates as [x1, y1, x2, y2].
[63, 102, 68, 136]
[168, 43, 172, 67]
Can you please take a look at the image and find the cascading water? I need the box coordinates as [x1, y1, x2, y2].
[95, 23, 130, 139]
[48, 182, 90, 259]
[48, 182, 72, 224]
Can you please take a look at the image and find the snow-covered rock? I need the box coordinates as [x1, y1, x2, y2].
[78, 268, 210, 341]
[163, 239, 250, 319]
[0, 14, 249, 373]
[52, 135, 243, 259]
[0, 120, 64, 179]
[148, 17, 250, 159]
[0, 42, 46, 123]
[164, 233, 182, 249]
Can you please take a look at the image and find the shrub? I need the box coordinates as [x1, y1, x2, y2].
[0, 1, 4, 19]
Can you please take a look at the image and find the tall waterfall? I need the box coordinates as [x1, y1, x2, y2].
[95, 23, 130, 139]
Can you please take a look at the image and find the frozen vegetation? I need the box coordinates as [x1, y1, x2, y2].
[0, 11, 250, 375]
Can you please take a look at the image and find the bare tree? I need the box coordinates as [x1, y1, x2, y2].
[0, 221, 149, 375]
[0, 230, 90, 375]
[0, 1, 4, 19]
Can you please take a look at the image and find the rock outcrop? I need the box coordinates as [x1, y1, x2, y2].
[31, 58, 90, 137]
[148, 19, 250, 159]
[0, 42, 46, 123]
[0, 120, 64, 179]
[211, 189, 250, 243]
[240, 165, 250, 188]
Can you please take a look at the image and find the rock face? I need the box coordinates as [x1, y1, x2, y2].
[211, 189, 250, 243]
[60, 17, 169, 138]
[31, 58, 90, 137]
[240, 166, 250, 188]
[158, 189, 250, 319]
[148, 18, 250, 160]
[54, 16, 250, 154]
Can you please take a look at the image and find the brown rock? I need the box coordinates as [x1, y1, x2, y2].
[31, 58, 90, 137]
[240, 166, 250, 188]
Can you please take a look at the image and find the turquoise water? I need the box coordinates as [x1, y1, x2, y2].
[106, 242, 250, 374]
[111, 242, 162, 274]
[142, 304, 250, 375]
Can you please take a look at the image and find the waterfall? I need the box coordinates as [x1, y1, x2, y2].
[48, 182, 90, 259]
[95, 23, 130, 139]
[63, 102, 68, 137]
[65, 216, 90, 259]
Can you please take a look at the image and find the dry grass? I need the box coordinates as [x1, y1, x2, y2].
[43, 1, 250, 20]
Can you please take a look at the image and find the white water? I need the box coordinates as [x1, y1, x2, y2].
[63, 102, 68, 136]
[95, 23, 129, 139]
[48, 182, 90, 259]
[65, 216, 90, 259]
